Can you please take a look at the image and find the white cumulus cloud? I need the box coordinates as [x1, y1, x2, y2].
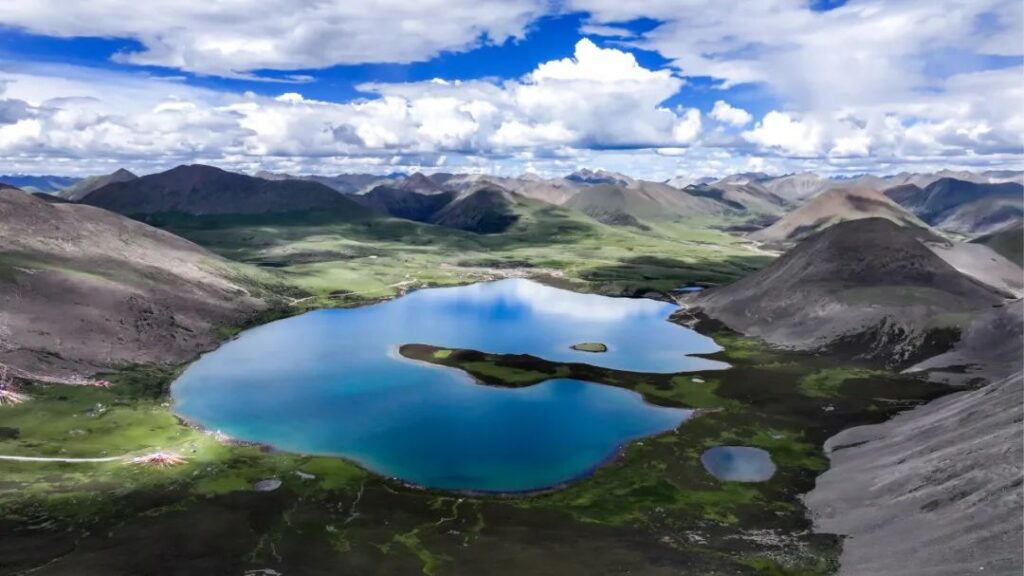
[0, 0, 547, 77]
[710, 101, 752, 127]
[743, 112, 824, 157]
[0, 39, 704, 174]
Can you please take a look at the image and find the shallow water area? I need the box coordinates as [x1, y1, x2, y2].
[701, 446, 777, 482]
[172, 279, 728, 492]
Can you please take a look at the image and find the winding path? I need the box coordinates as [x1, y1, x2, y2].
[0, 454, 126, 463]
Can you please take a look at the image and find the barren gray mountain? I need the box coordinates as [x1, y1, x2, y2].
[684, 217, 1022, 575]
[884, 177, 1024, 235]
[806, 368, 1022, 576]
[685, 218, 1005, 365]
[971, 220, 1024, 265]
[806, 300, 1023, 576]
[0, 188, 278, 380]
[57, 168, 137, 201]
[427, 173, 582, 205]
[684, 181, 788, 213]
[922, 236, 1024, 298]
[565, 180, 728, 225]
[751, 187, 925, 243]
[395, 172, 443, 194]
[566, 168, 634, 186]
[759, 172, 832, 202]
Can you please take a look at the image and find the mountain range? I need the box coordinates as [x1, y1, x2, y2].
[883, 178, 1023, 235]
[3, 165, 1020, 239]
[0, 174, 80, 194]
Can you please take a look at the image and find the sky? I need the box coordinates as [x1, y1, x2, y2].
[0, 0, 1021, 179]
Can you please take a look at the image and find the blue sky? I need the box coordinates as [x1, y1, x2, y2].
[1, 15, 775, 114]
[0, 1, 1020, 178]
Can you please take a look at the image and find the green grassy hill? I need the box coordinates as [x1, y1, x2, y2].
[162, 198, 769, 306]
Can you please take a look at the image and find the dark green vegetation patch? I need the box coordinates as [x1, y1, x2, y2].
[570, 342, 608, 353]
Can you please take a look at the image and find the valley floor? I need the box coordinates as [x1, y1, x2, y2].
[0, 213, 1007, 576]
[0, 300, 952, 576]
[162, 213, 771, 307]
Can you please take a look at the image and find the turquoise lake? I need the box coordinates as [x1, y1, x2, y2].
[172, 279, 729, 492]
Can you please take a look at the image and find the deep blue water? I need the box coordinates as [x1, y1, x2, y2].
[172, 279, 728, 492]
[701, 447, 777, 482]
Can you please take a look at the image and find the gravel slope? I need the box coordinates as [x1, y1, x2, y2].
[805, 368, 1022, 576]
[0, 189, 276, 380]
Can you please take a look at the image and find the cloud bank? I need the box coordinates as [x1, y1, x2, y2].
[0, 0, 1021, 177]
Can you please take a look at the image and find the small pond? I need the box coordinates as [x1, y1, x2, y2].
[701, 446, 777, 482]
[172, 279, 728, 492]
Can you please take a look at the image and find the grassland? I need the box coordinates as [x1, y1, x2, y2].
[162, 208, 769, 307]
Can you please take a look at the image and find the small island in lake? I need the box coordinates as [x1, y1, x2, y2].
[571, 342, 608, 353]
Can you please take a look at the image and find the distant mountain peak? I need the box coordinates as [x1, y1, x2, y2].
[566, 168, 633, 186]
[79, 164, 372, 218]
[57, 168, 138, 201]
[396, 172, 442, 193]
[752, 186, 925, 242]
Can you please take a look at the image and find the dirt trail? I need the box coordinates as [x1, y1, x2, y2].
[0, 454, 126, 463]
